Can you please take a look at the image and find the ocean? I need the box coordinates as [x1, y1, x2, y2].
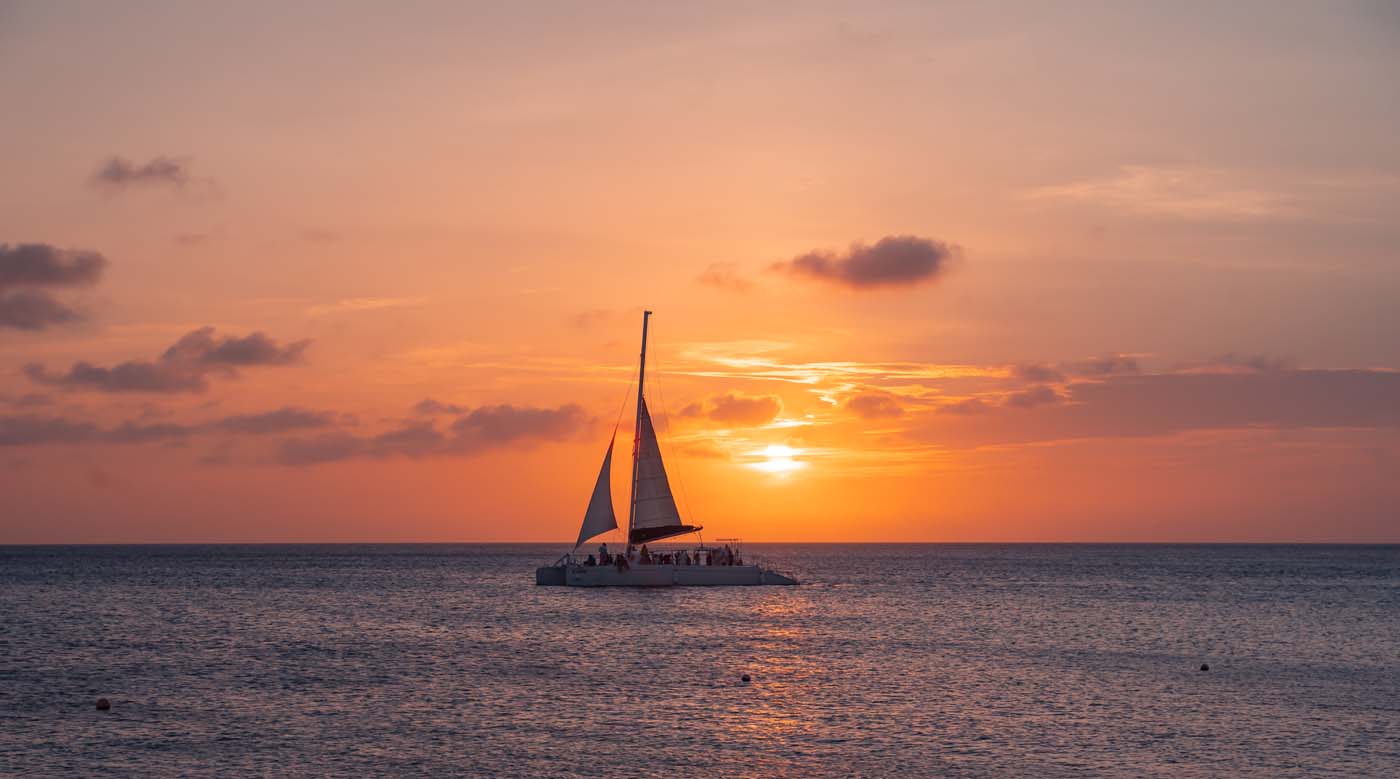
[2, 544, 1397, 777]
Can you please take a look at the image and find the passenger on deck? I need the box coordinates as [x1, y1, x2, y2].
[584, 554, 596, 566]
[639, 544, 650, 564]
[599, 543, 609, 564]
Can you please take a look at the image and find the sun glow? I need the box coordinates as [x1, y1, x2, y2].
[749, 444, 805, 474]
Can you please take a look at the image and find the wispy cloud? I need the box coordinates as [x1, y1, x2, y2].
[695, 262, 753, 292]
[1025, 165, 1294, 220]
[305, 297, 426, 317]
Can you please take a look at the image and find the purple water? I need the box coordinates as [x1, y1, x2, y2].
[2, 544, 1397, 777]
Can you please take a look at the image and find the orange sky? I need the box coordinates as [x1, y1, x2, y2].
[2, 2, 1398, 542]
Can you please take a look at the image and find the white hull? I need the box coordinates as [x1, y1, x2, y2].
[536, 563, 796, 587]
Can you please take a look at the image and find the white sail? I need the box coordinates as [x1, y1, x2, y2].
[574, 437, 618, 549]
[630, 399, 700, 543]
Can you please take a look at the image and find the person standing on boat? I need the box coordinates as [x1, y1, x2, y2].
[598, 543, 609, 565]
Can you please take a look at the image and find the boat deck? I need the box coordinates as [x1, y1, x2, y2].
[536, 562, 796, 587]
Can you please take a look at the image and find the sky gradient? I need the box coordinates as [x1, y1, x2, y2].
[2, 1, 1398, 542]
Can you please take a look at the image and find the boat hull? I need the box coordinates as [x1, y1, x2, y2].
[535, 563, 796, 587]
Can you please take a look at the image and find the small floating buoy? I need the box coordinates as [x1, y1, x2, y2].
[741, 674, 751, 683]
[1199, 663, 1209, 672]
[95, 698, 111, 711]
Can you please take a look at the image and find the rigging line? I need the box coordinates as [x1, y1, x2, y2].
[606, 362, 638, 546]
[648, 322, 701, 533]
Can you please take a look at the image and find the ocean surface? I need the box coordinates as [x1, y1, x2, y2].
[2, 544, 1397, 778]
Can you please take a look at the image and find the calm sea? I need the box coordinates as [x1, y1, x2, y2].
[2, 544, 1397, 777]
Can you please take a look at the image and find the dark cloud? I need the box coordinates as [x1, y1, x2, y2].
[1005, 386, 1063, 409]
[277, 432, 364, 466]
[915, 369, 1400, 447]
[26, 326, 311, 393]
[938, 398, 992, 415]
[213, 407, 336, 434]
[772, 235, 956, 289]
[413, 398, 469, 415]
[0, 243, 106, 289]
[1014, 363, 1065, 383]
[0, 243, 107, 330]
[846, 392, 905, 419]
[679, 393, 783, 426]
[0, 291, 83, 330]
[0, 415, 97, 446]
[104, 421, 191, 444]
[1015, 356, 1139, 383]
[162, 327, 310, 367]
[696, 263, 752, 292]
[277, 403, 592, 465]
[372, 421, 447, 457]
[6, 393, 52, 408]
[1070, 355, 1140, 376]
[449, 404, 590, 448]
[93, 156, 190, 189]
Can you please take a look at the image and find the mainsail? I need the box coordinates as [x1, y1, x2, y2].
[573, 437, 618, 549]
[629, 398, 700, 544]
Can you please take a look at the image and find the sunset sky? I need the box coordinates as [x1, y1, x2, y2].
[2, 1, 1398, 543]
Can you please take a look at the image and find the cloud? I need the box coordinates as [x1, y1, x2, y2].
[25, 326, 311, 393]
[92, 156, 191, 189]
[1014, 356, 1139, 383]
[0, 291, 84, 330]
[413, 398, 468, 415]
[771, 235, 956, 289]
[675, 440, 730, 459]
[1014, 363, 1064, 383]
[277, 432, 364, 466]
[678, 392, 783, 426]
[914, 368, 1400, 447]
[0, 243, 106, 288]
[1069, 355, 1140, 376]
[213, 407, 337, 434]
[569, 308, 625, 330]
[372, 421, 447, 457]
[0, 415, 98, 446]
[305, 297, 426, 317]
[1005, 386, 1064, 409]
[277, 403, 592, 465]
[449, 404, 590, 448]
[1210, 353, 1295, 374]
[846, 392, 905, 419]
[104, 421, 191, 444]
[938, 398, 992, 415]
[4, 393, 52, 408]
[696, 263, 752, 292]
[1024, 165, 1294, 220]
[0, 243, 107, 331]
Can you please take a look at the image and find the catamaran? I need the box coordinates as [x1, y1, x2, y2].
[535, 310, 797, 587]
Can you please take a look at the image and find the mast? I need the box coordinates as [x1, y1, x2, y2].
[626, 310, 652, 548]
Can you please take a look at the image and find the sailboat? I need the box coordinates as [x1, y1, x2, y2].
[535, 310, 797, 587]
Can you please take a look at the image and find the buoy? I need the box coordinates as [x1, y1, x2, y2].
[95, 698, 111, 711]
[1200, 664, 1209, 672]
[741, 674, 751, 683]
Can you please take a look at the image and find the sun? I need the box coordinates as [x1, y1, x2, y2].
[749, 444, 804, 474]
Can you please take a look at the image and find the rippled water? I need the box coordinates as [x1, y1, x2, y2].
[2, 544, 1397, 777]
